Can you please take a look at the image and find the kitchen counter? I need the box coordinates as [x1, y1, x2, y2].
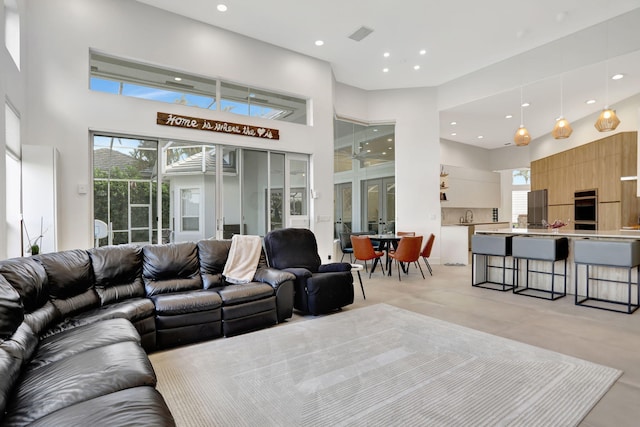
[475, 227, 640, 239]
[473, 227, 640, 301]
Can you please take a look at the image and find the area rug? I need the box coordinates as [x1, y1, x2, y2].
[149, 304, 621, 426]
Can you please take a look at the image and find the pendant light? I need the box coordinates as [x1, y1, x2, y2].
[552, 75, 573, 139]
[594, 24, 620, 132]
[514, 87, 530, 146]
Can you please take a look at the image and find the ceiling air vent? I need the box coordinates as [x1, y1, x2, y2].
[348, 26, 374, 42]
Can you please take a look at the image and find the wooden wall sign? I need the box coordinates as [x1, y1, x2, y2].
[157, 112, 280, 140]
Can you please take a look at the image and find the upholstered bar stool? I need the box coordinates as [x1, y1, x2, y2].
[471, 234, 514, 291]
[512, 236, 568, 300]
[574, 239, 640, 314]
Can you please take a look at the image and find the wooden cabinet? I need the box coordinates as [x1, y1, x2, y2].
[597, 154, 621, 202]
[548, 205, 574, 230]
[598, 202, 621, 231]
[530, 131, 638, 230]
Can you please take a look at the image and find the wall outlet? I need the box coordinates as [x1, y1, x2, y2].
[328, 254, 331, 260]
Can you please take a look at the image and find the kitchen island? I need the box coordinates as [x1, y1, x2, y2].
[474, 227, 640, 309]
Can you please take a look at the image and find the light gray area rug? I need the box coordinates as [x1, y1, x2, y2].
[150, 304, 621, 426]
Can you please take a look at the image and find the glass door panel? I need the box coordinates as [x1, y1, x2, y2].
[270, 153, 285, 231]
[334, 183, 352, 237]
[221, 147, 240, 238]
[241, 149, 268, 236]
[288, 157, 309, 228]
[362, 177, 395, 234]
[365, 182, 380, 233]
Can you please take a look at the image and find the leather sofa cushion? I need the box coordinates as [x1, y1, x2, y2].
[304, 272, 354, 315]
[71, 297, 155, 324]
[89, 245, 144, 304]
[0, 275, 23, 339]
[35, 249, 94, 299]
[4, 340, 156, 426]
[264, 228, 322, 272]
[222, 296, 275, 321]
[217, 283, 274, 305]
[28, 386, 175, 427]
[35, 250, 100, 317]
[198, 239, 231, 289]
[0, 323, 39, 416]
[143, 242, 202, 296]
[151, 290, 222, 316]
[0, 257, 48, 313]
[29, 318, 141, 370]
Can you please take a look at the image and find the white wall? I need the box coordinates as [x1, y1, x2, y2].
[24, 0, 336, 258]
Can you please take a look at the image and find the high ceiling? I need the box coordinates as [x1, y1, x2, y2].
[136, 0, 640, 149]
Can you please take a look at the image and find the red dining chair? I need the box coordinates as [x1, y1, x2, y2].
[351, 235, 385, 278]
[389, 235, 424, 281]
[420, 233, 435, 276]
[388, 231, 416, 270]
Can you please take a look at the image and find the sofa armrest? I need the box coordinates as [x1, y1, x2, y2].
[318, 263, 352, 273]
[253, 267, 296, 288]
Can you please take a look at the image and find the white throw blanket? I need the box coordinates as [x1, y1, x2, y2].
[222, 235, 263, 284]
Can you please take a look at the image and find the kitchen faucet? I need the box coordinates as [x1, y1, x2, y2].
[465, 210, 473, 223]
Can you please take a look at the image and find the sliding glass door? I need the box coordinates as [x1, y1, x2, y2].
[93, 133, 308, 246]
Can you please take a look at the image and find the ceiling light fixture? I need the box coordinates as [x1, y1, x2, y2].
[514, 86, 531, 146]
[174, 77, 182, 82]
[419, 49, 426, 55]
[552, 75, 572, 139]
[314, 40, 324, 46]
[595, 24, 620, 132]
[217, 4, 228, 12]
[611, 73, 624, 80]
[521, 102, 530, 107]
[505, 114, 513, 119]
[383, 52, 390, 58]
[413, 65, 420, 70]
[586, 99, 596, 105]
[382, 68, 389, 73]
[450, 121, 456, 125]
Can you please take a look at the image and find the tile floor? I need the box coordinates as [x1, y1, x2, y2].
[289, 260, 640, 426]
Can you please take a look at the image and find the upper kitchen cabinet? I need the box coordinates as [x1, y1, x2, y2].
[442, 165, 500, 208]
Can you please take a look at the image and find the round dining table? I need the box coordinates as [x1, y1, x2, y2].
[368, 234, 402, 275]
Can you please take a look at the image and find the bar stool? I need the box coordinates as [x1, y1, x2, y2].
[512, 236, 568, 300]
[574, 239, 640, 314]
[471, 234, 514, 291]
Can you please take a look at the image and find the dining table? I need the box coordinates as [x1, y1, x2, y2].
[369, 234, 402, 276]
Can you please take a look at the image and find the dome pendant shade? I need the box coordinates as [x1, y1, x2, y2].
[552, 117, 573, 139]
[594, 108, 620, 132]
[514, 125, 530, 146]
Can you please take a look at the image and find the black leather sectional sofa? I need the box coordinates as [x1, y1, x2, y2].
[0, 238, 296, 426]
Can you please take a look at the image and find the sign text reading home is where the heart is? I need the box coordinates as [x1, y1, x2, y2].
[157, 112, 280, 140]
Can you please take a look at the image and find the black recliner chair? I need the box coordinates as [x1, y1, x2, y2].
[264, 228, 354, 315]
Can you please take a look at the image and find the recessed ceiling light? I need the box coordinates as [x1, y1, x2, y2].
[174, 77, 182, 82]
[450, 121, 457, 125]
[477, 135, 484, 139]
[383, 52, 390, 58]
[451, 132, 457, 136]
[382, 68, 389, 73]
[419, 49, 427, 55]
[388, 147, 392, 150]
[387, 138, 392, 142]
[586, 99, 596, 104]
[413, 65, 420, 70]
[521, 102, 530, 107]
[366, 149, 371, 153]
[611, 73, 624, 80]
[217, 4, 228, 12]
[505, 114, 513, 119]
[382, 152, 387, 155]
[314, 40, 324, 46]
